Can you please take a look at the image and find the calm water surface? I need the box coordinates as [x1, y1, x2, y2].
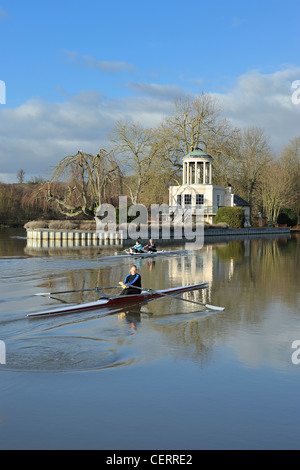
[0, 228, 299, 450]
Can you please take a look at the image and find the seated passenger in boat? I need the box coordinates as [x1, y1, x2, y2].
[119, 265, 142, 295]
[143, 238, 157, 252]
[130, 241, 144, 253]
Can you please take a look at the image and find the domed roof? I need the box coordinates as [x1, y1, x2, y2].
[183, 150, 213, 160]
[188, 150, 211, 156]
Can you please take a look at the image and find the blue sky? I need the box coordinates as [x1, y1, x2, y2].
[0, 0, 300, 182]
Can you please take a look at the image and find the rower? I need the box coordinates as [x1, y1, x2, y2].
[130, 240, 144, 253]
[119, 265, 142, 295]
[143, 238, 157, 252]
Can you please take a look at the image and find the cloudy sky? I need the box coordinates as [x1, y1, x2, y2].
[0, 0, 300, 183]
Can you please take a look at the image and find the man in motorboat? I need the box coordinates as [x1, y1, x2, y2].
[119, 265, 142, 295]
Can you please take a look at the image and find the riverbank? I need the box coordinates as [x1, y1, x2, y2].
[25, 226, 291, 249]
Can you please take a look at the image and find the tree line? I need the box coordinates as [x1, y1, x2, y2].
[1, 93, 299, 227]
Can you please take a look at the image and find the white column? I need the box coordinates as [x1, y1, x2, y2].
[186, 162, 189, 184]
[209, 162, 212, 184]
[203, 162, 206, 184]
[183, 162, 186, 184]
[195, 161, 198, 184]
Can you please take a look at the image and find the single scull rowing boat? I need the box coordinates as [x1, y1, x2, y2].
[28, 282, 210, 318]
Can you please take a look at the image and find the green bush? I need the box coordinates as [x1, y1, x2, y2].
[214, 207, 245, 228]
[277, 208, 298, 227]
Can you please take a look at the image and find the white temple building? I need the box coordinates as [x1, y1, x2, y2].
[168, 150, 251, 226]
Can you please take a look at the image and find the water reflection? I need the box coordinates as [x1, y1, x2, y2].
[133, 234, 300, 371]
[0, 229, 299, 373]
[1, 230, 300, 450]
[117, 307, 143, 333]
[0, 228, 27, 257]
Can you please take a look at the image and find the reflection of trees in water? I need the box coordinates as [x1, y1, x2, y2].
[239, 238, 295, 296]
[68, 237, 300, 367]
[156, 315, 218, 368]
[25, 235, 300, 367]
[257, 237, 300, 301]
[149, 236, 300, 367]
[211, 236, 300, 326]
[215, 241, 245, 262]
[0, 228, 27, 257]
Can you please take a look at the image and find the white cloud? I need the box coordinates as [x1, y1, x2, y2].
[83, 55, 136, 74]
[0, 173, 17, 183]
[126, 81, 188, 100]
[63, 50, 136, 74]
[216, 68, 300, 152]
[1, 67, 300, 182]
[0, 91, 172, 181]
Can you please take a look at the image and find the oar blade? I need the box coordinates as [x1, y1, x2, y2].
[205, 304, 225, 311]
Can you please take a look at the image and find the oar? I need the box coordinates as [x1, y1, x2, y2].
[35, 286, 119, 297]
[127, 285, 224, 311]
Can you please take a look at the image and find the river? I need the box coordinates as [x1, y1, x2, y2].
[0, 228, 299, 450]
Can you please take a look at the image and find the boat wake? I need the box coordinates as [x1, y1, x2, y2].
[0, 334, 137, 373]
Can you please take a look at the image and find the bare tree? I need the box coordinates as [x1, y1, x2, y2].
[46, 149, 122, 217]
[280, 137, 300, 214]
[259, 162, 286, 223]
[109, 120, 159, 204]
[17, 169, 25, 184]
[225, 127, 272, 209]
[154, 93, 232, 175]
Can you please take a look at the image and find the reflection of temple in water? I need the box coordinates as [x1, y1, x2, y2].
[167, 244, 237, 303]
